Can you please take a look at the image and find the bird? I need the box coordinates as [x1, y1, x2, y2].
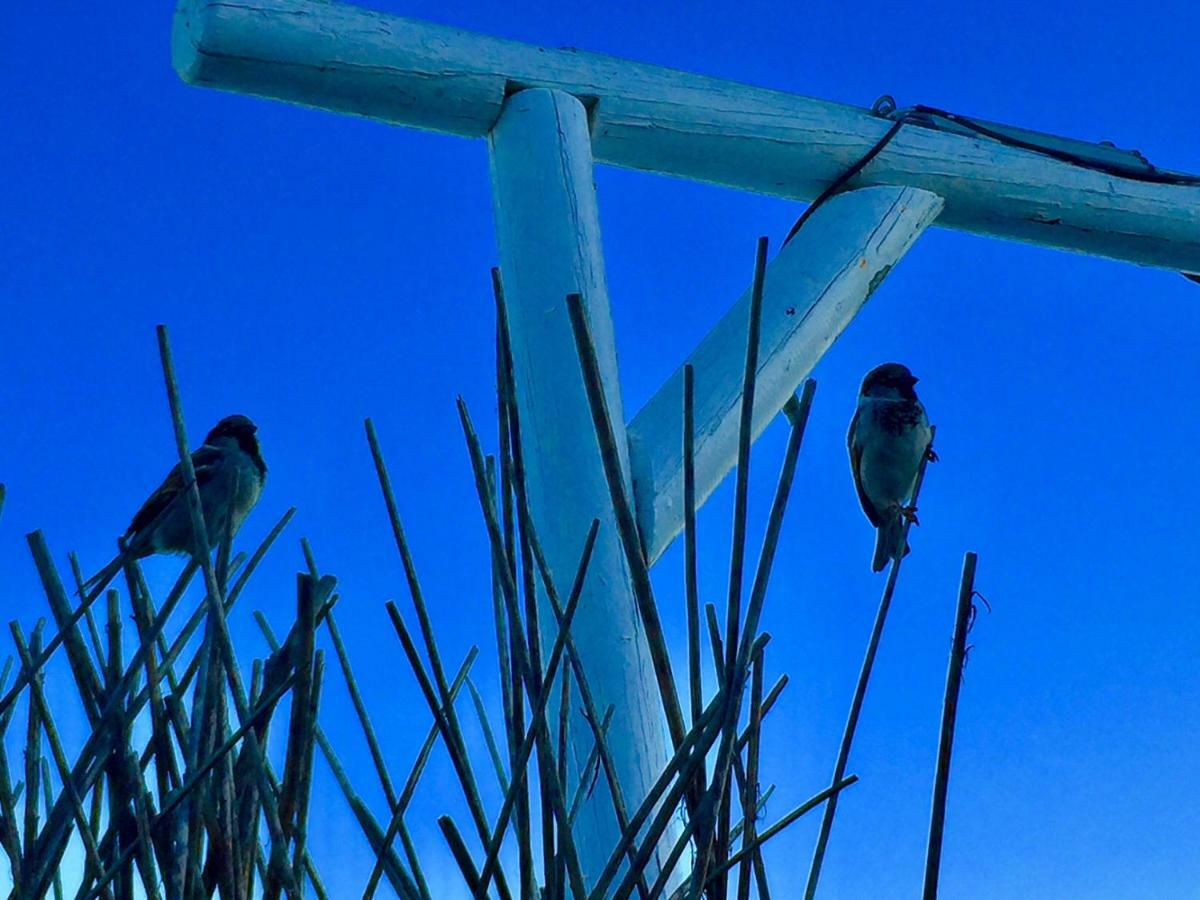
[84, 414, 267, 594]
[847, 363, 935, 572]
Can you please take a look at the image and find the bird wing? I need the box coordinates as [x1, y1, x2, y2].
[126, 446, 223, 537]
[847, 408, 884, 528]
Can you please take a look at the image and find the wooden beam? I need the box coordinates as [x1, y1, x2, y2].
[627, 186, 944, 565]
[174, 0, 1200, 272]
[488, 87, 678, 889]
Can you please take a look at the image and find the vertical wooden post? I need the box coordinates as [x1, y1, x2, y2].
[487, 87, 678, 888]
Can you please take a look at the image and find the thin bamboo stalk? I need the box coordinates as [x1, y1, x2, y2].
[277, 575, 318, 845]
[12, 624, 120, 900]
[484, 456, 516, 780]
[456, 398, 603, 897]
[567, 705, 613, 827]
[722, 236, 770, 685]
[497, 293, 558, 897]
[397, 657, 480, 809]
[695, 776, 860, 890]
[229, 510, 297, 606]
[635, 631, 767, 900]
[0, 545, 205, 723]
[466, 675, 510, 794]
[0, 661, 21, 884]
[309, 718, 421, 900]
[494, 427, 535, 900]
[0, 594, 100, 723]
[491, 267, 519, 705]
[200, 508, 245, 895]
[22, 622, 44, 870]
[361, 649, 478, 900]
[740, 675, 788, 752]
[493, 272, 548, 900]
[27, 535, 104, 725]
[154, 325, 224, 636]
[683, 364, 703, 741]
[802, 428, 937, 900]
[326, 610, 403, 806]
[437, 815, 484, 895]
[156, 325, 299, 899]
[253, 600, 411, 900]
[118, 745, 164, 900]
[555, 663, 572, 899]
[182, 604, 217, 898]
[691, 378, 815, 898]
[640, 784, 712, 900]
[386, 602, 517, 900]
[291, 650, 325, 896]
[563, 292, 687, 753]
[101, 585, 159, 900]
[587, 692, 727, 900]
[82, 672, 299, 900]
[127, 553, 242, 722]
[335, 787, 421, 900]
[21, 560, 195, 898]
[473, 521, 597, 898]
[922, 552, 979, 900]
[604, 700, 731, 900]
[67, 553, 107, 680]
[736, 641, 769, 900]
[729, 784, 775, 844]
[40, 759, 63, 900]
[503, 484, 649, 900]
[125, 568, 182, 824]
[365, 417, 515, 900]
[700, 596, 763, 872]
[397, 819, 432, 900]
[105, 590, 122, 696]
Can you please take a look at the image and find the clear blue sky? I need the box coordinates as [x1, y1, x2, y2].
[3, 1, 1199, 897]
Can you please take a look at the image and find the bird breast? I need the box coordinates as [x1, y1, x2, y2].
[856, 398, 930, 507]
[199, 452, 264, 540]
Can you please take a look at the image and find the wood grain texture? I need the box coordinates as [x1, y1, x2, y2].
[174, 0, 1200, 271]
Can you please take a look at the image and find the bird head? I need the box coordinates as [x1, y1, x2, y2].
[860, 363, 919, 399]
[205, 414, 257, 442]
[204, 415, 263, 461]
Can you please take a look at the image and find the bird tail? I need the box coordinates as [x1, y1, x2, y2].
[872, 512, 909, 573]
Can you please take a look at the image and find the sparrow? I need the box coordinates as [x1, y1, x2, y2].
[847, 364, 935, 572]
[85, 414, 267, 593]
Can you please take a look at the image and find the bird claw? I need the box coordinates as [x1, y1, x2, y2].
[901, 505, 921, 526]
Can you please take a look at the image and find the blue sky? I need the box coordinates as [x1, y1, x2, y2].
[3, 0, 1199, 897]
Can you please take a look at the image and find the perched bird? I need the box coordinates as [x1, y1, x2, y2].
[847, 364, 935, 572]
[85, 414, 267, 593]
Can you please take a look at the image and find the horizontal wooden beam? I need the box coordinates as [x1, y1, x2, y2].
[174, 0, 1200, 272]
[627, 186, 944, 565]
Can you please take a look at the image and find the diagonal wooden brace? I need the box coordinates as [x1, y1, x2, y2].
[627, 186, 944, 565]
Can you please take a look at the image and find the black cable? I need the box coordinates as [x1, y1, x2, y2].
[780, 98, 1199, 283]
[780, 119, 905, 246]
[907, 104, 1200, 187]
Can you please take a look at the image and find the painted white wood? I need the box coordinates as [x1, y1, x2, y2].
[627, 186, 945, 565]
[173, 0, 1200, 272]
[488, 88, 677, 890]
